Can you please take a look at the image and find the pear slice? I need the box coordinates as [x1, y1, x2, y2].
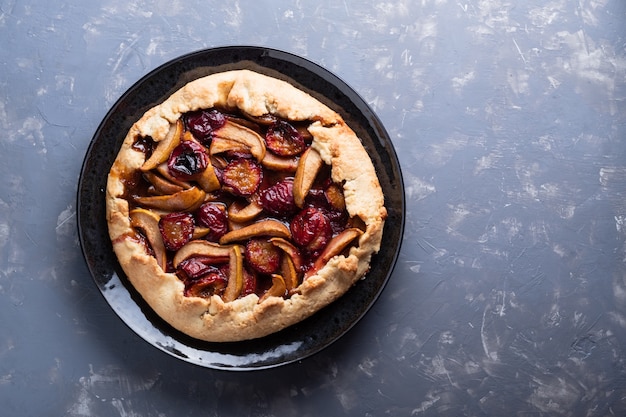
[228, 199, 263, 223]
[293, 147, 323, 207]
[269, 237, 303, 272]
[134, 186, 205, 212]
[214, 120, 266, 161]
[172, 240, 232, 268]
[325, 183, 346, 211]
[209, 137, 251, 156]
[129, 208, 167, 271]
[192, 226, 210, 239]
[141, 119, 183, 171]
[280, 254, 299, 292]
[309, 228, 364, 274]
[224, 115, 263, 131]
[240, 111, 277, 126]
[180, 130, 195, 142]
[223, 245, 244, 302]
[143, 171, 184, 195]
[210, 155, 229, 170]
[261, 152, 299, 172]
[259, 274, 287, 303]
[195, 161, 221, 193]
[219, 219, 291, 245]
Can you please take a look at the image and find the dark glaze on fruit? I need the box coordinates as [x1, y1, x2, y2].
[258, 177, 296, 215]
[265, 120, 306, 156]
[184, 109, 226, 144]
[129, 107, 361, 301]
[246, 238, 281, 274]
[167, 140, 209, 180]
[195, 202, 228, 242]
[222, 158, 262, 196]
[290, 207, 332, 257]
[159, 212, 195, 251]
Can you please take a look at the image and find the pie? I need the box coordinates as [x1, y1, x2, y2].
[106, 69, 386, 342]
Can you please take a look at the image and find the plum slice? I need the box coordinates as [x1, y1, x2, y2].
[195, 202, 228, 242]
[178, 257, 219, 281]
[241, 266, 258, 297]
[245, 238, 281, 274]
[290, 207, 332, 256]
[166, 139, 221, 192]
[167, 140, 208, 180]
[265, 120, 306, 157]
[258, 177, 296, 215]
[159, 212, 195, 251]
[184, 269, 228, 298]
[184, 109, 226, 144]
[222, 158, 262, 197]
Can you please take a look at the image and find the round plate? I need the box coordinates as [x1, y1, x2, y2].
[77, 46, 405, 370]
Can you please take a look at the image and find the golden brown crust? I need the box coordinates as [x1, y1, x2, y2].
[106, 70, 386, 342]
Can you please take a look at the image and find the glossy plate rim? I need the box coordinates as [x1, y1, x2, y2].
[77, 46, 405, 371]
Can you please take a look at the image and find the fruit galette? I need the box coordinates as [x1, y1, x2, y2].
[106, 70, 386, 342]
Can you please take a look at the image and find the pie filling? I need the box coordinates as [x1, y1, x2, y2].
[125, 107, 366, 303]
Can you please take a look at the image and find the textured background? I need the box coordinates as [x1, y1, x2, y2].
[1, 0, 625, 416]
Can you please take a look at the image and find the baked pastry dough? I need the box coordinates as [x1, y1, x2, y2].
[106, 70, 386, 342]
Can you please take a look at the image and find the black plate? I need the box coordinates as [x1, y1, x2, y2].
[77, 46, 404, 370]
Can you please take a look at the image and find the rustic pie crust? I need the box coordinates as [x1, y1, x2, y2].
[106, 70, 386, 342]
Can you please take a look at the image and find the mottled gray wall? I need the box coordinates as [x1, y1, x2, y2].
[1, 0, 625, 416]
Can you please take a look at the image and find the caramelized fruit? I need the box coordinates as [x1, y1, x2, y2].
[214, 120, 266, 161]
[159, 212, 195, 251]
[167, 140, 209, 180]
[178, 257, 219, 281]
[246, 238, 281, 274]
[134, 186, 205, 212]
[241, 266, 258, 297]
[290, 207, 332, 256]
[141, 120, 183, 171]
[184, 269, 228, 298]
[265, 120, 305, 156]
[258, 177, 296, 215]
[195, 202, 229, 242]
[222, 158, 262, 196]
[293, 147, 323, 207]
[129, 208, 167, 271]
[128, 107, 360, 302]
[185, 109, 226, 144]
[219, 219, 291, 245]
